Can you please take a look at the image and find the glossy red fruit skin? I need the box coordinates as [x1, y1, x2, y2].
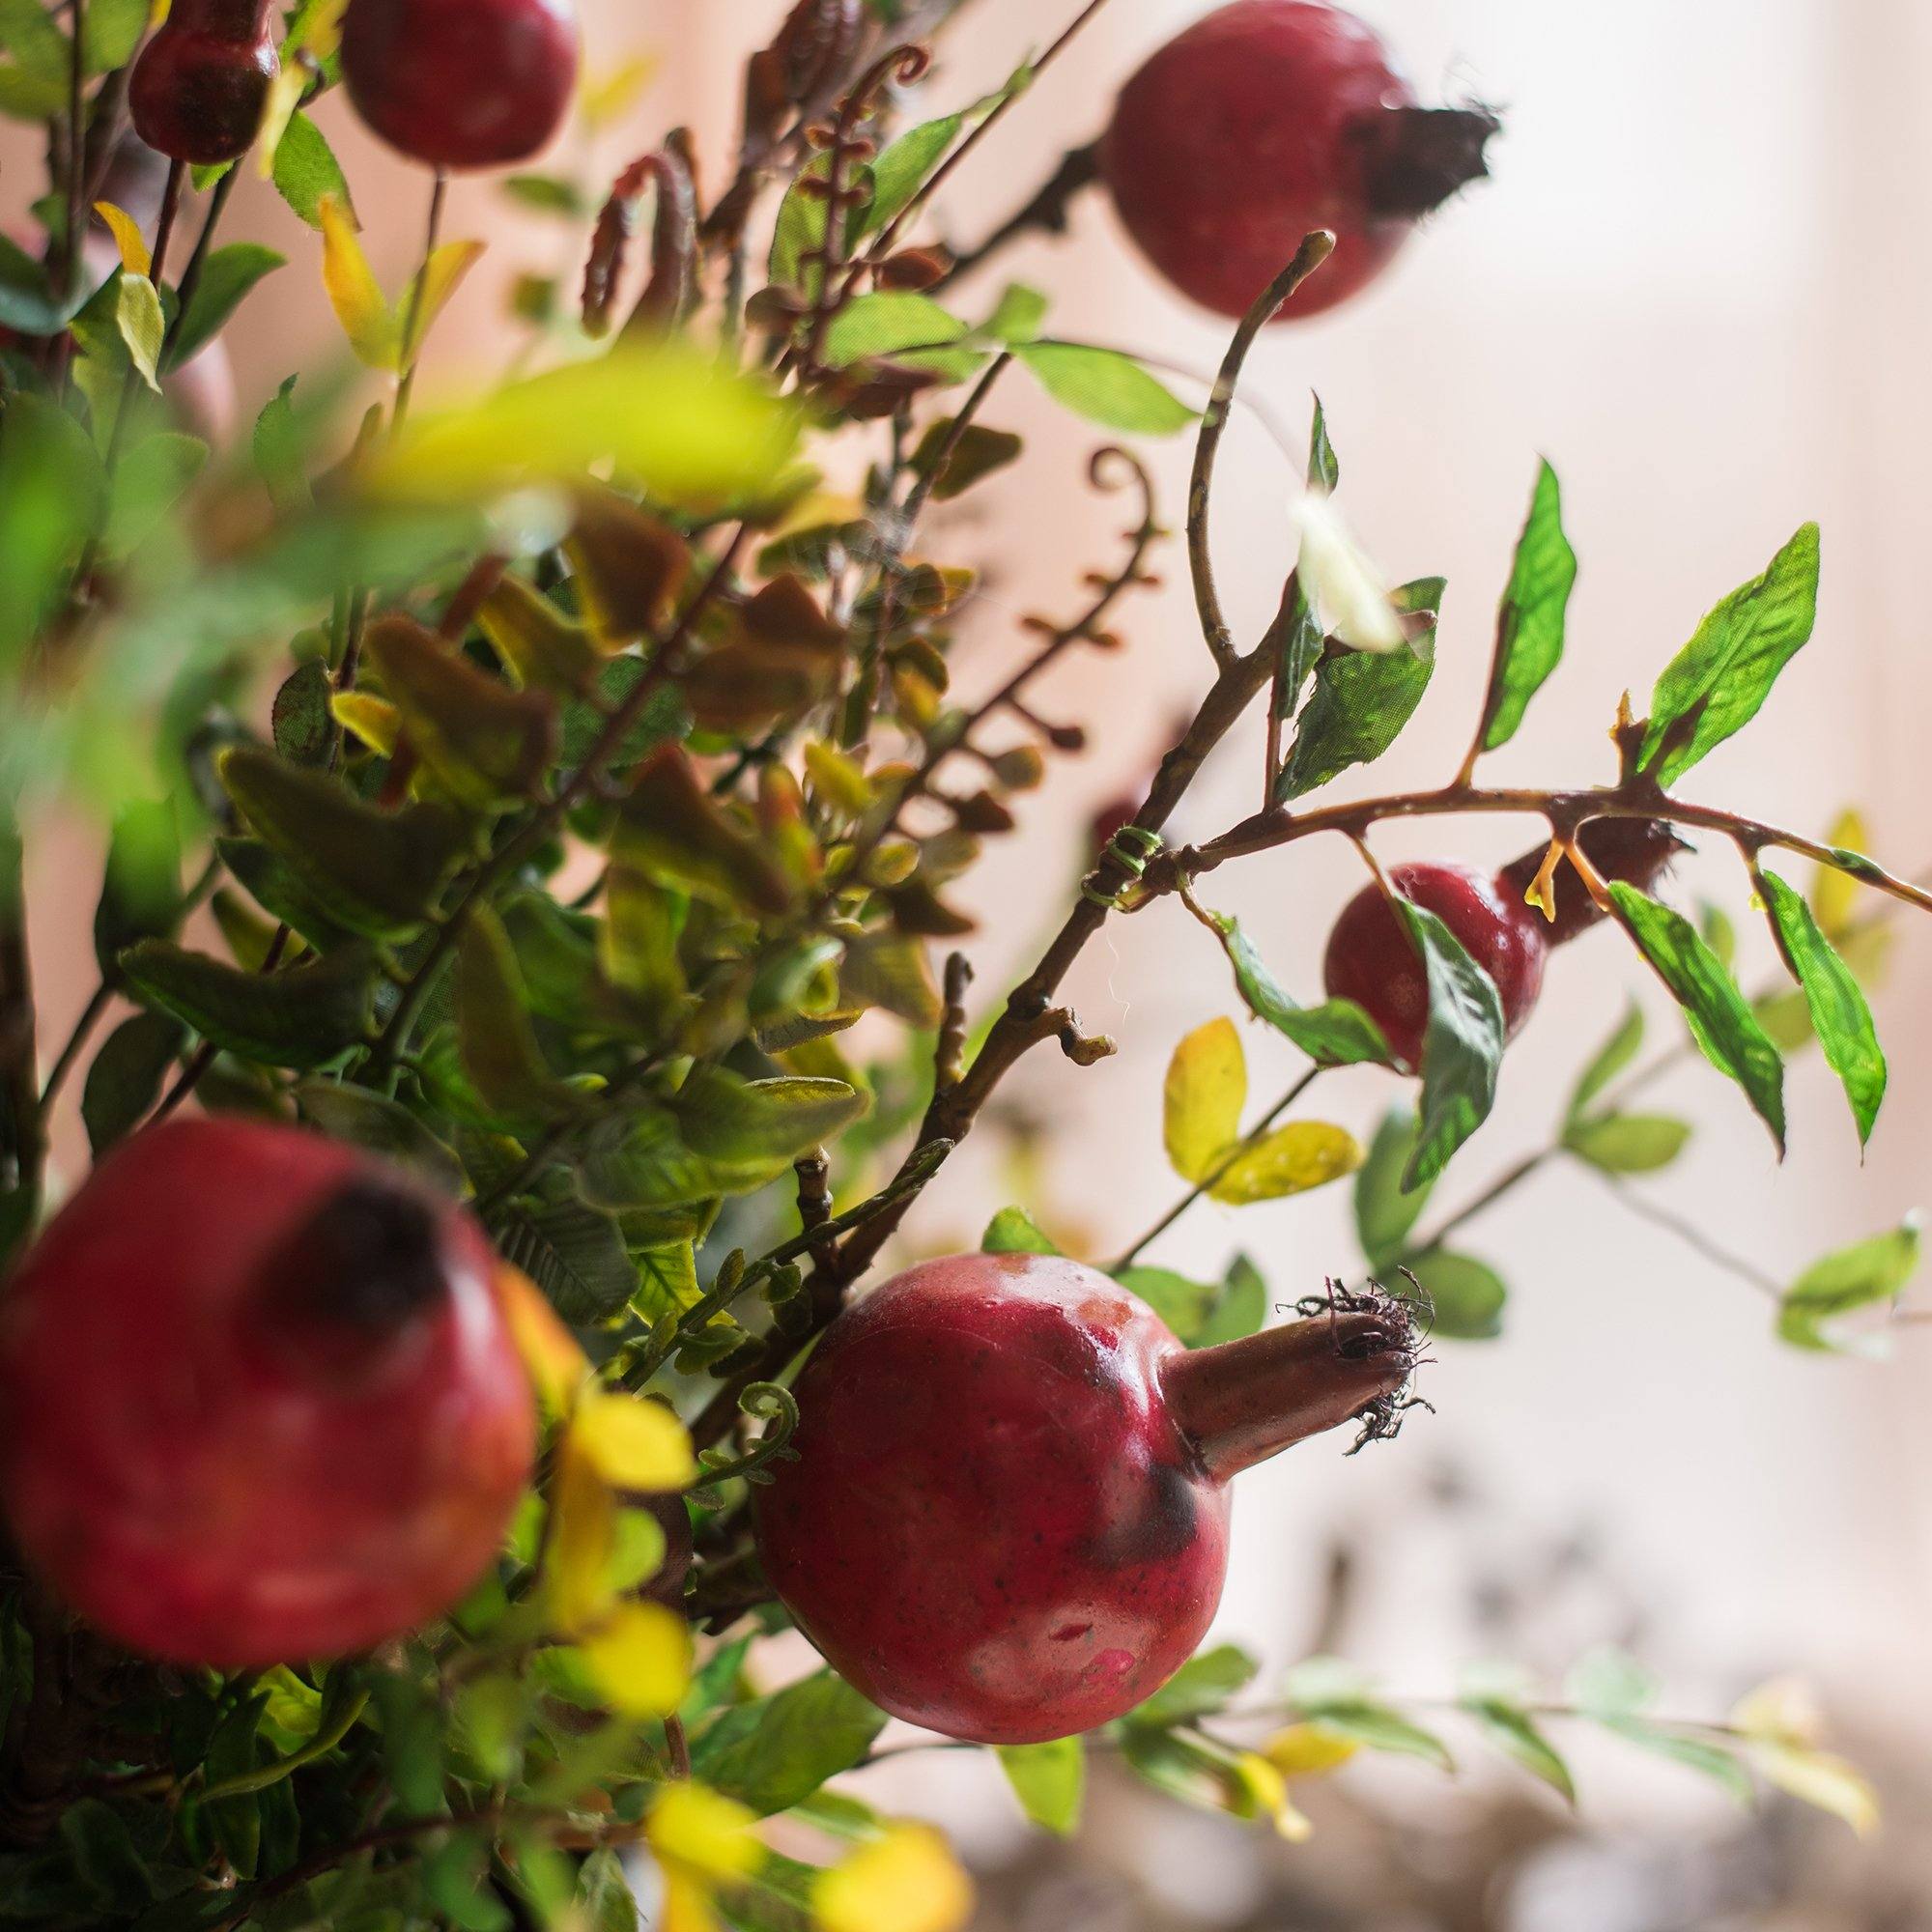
[1323, 861, 1548, 1070]
[753, 1253, 1231, 1746]
[1102, 0, 1415, 321]
[0, 1119, 533, 1667]
[128, 0, 279, 167]
[342, 0, 579, 170]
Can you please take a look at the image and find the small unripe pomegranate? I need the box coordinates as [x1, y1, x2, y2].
[1324, 861, 1548, 1070]
[342, 0, 580, 170]
[128, 0, 279, 167]
[753, 1254, 1417, 1744]
[0, 1119, 534, 1666]
[1100, 0, 1498, 321]
[1496, 817, 1687, 947]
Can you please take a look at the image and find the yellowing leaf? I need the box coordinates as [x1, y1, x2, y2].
[367, 340, 801, 511]
[662, 1869, 724, 1932]
[398, 238, 486, 363]
[1730, 1674, 1822, 1748]
[576, 1599, 692, 1717]
[1263, 1723, 1360, 1778]
[546, 1433, 617, 1633]
[803, 740, 874, 816]
[816, 1826, 973, 1932]
[115, 272, 165, 391]
[580, 49, 659, 129]
[649, 1783, 762, 1881]
[572, 1390, 696, 1492]
[319, 194, 394, 368]
[328, 690, 401, 756]
[497, 1264, 590, 1416]
[1750, 1741, 1881, 1837]
[1163, 1017, 1245, 1183]
[1813, 809, 1868, 938]
[93, 200, 150, 275]
[1208, 1121, 1363, 1205]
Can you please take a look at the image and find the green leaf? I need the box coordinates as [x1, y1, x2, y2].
[1561, 1113, 1691, 1174]
[492, 1177, 638, 1325]
[997, 1739, 1084, 1837]
[688, 1670, 886, 1817]
[1401, 1248, 1506, 1341]
[574, 1848, 639, 1932]
[819, 292, 968, 368]
[58, 1798, 154, 1913]
[1607, 882, 1785, 1152]
[105, 429, 208, 558]
[839, 927, 942, 1027]
[220, 746, 468, 939]
[1353, 1108, 1435, 1274]
[214, 836, 357, 953]
[1287, 1694, 1454, 1772]
[1277, 583, 1442, 800]
[93, 796, 182, 970]
[1638, 523, 1821, 783]
[1401, 903, 1505, 1191]
[1600, 1719, 1755, 1806]
[982, 1206, 1059, 1255]
[1195, 1253, 1268, 1348]
[1564, 1649, 1658, 1720]
[862, 114, 965, 235]
[1462, 1697, 1575, 1803]
[121, 939, 377, 1069]
[456, 908, 583, 1127]
[0, 0, 71, 79]
[0, 391, 104, 661]
[271, 658, 334, 767]
[293, 1079, 466, 1196]
[80, 0, 145, 71]
[501, 172, 586, 216]
[769, 154, 835, 290]
[909, 417, 1022, 500]
[1477, 460, 1577, 753]
[1565, 1001, 1644, 1124]
[1114, 1264, 1217, 1343]
[1757, 867, 1887, 1146]
[1776, 1217, 1919, 1352]
[1130, 1644, 1258, 1726]
[672, 1067, 867, 1175]
[171, 243, 285, 366]
[1307, 392, 1339, 491]
[1014, 340, 1195, 436]
[81, 1011, 185, 1155]
[271, 112, 353, 229]
[1190, 897, 1392, 1066]
[984, 281, 1048, 345]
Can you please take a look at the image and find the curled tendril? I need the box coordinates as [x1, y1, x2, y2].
[693, 1381, 801, 1491]
[846, 41, 932, 117]
[1087, 443, 1158, 544]
[582, 148, 696, 338]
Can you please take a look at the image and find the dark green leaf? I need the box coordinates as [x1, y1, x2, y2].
[0, 391, 106, 661]
[1190, 897, 1391, 1066]
[1607, 883, 1784, 1151]
[293, 1079, 466, 1195]
[1401, 1248, 1506, 1341]
[1462, 1697, 1575, 1803]
[910, 417, 1023, 500]
[671, 1067, 867, 1175]
[981, 1206, 1060, 1255]
[1561, 1113, 1691, 1174]
[996, 1738, 1083, 1836]
[270, 658, 334, 767]
[170, 243, 285, 367]
[1195, 1252, 1268, 1347]
[1353, 1108, 1435, 1274]
[81, 1011, 185, 1155]
[1565, 1001, 1643, 1123]
[1477, 461, 1576, 753]
[689, 1669, 886, 1816]
[1307, 392, 1339, 491]
[93, 797, 181, 970]
[214, 836, 358, 953]
[1776, 1217, 1920, 1352]
[121, 939, 377, 1069]
[456, 908, 583, 1127]
[1758, 867, 1887, 1145]
[1130, 1644, 1258, 1725]
[58, 1798, 154, 1912]
[220, 746, 468, 938]
[1113, 1264, 1216, 1343]
[1014, 340, 1195, 436]
[1401, 904, 1504, 1190]
[492, 1174, 637, 1324]
[1638, 523, 1820, 783]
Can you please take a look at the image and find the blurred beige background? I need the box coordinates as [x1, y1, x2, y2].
[14, 0, 1932, 1898]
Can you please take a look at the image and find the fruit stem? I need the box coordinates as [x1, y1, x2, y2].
[1163, 1295, 1421, 1482]
[1358, 104, 1501, 220]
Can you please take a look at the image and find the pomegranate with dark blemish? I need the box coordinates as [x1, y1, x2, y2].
[1100, 0, 1498, 322]
[0, 1118, 534, 1666]
[753, 1252, 1416, 1744]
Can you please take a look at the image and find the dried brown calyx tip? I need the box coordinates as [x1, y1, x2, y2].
[1164, 1278, 1427, 1481]
[1358, 103, 1503, 220]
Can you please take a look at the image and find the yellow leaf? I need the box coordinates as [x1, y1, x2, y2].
[546, 1432, 617, 1633]
[256, 0, 344, 173]
[1730, 1674, 1821, 1748]
[661, 1868, 724, 1932]
[1163, 1017, 1245, 1183]
[580, 50, 659, 130]
[803, 740, 874, 816]
[115, 272, 165, 392]
[328, 690, 401, 756]
[649, 1783, 762, 1881]
[1813, 809, 1868, 939]
[1208, 1121, 1363, 1205]
[576, 1599, 692, 1717]
[1272, 1794, 1315, 1842]
[1750, 1741, 1881, 1837]
[319, 194, 396, 369]
[1263, 1722, 1359, 1778]
[1229, 1750, 1314, 1838]
[93, 200, 150, 276]
[572, 1390, 696, 1492]
[366, 339, 802, 511]
[816, 1826, 974, 1932]
[497, 1264, 590, 1417]
[398, 238, 486, 364]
